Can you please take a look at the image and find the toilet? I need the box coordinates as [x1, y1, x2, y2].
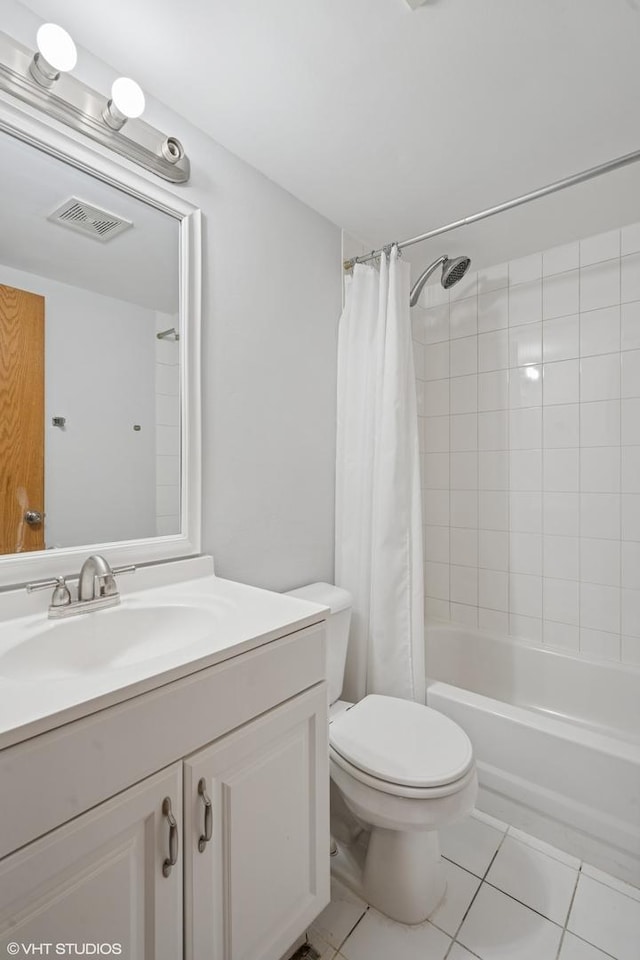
[287, 582, 477, 925]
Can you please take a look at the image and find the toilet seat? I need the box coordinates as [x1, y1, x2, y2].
[329, 694, 474, 793]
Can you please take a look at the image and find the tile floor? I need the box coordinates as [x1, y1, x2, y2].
[306, 811, 640, 960]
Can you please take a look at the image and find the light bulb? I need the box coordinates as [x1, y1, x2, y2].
[102, 77, 145, 131]
[111, 78, 145, 119]
[29, 23, 77, 87]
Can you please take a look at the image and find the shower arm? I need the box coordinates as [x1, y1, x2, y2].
[343, 146, 640, 271]
[409, 256, 446, 306]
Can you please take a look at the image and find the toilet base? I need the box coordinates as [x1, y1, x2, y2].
[331, 825, 446, 925]
[364, 827, 446, 924]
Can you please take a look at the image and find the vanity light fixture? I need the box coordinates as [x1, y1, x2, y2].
[102, 77, 145, 131]
[29, 23, 77, 88]
[0, 26, 190, 183]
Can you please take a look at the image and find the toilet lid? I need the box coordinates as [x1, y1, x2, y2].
[329, 695, 474, 789]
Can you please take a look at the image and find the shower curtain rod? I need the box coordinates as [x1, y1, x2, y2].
[343, 147, 640, 271]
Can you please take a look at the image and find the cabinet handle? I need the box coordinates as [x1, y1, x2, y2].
[198, 778, 212, 853]
[162, 797, 179, 877]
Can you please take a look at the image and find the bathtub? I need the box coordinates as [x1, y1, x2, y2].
[425, 622, 640, 886]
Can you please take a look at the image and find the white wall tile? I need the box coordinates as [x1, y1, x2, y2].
[426, 561, 450, 600]
[511, 492, 542, 533]
[580, 354, 620, 402]
[510, 365, 542, 408]
[544, 493, 579, 537]
[450, 269, 478, 302]
[413, 340, 426, 379]
[622, 634, 640, 663]
[580, 259, 620, 311]
[450, 602, 479, 626]
[544, 620, 579, 651]
[424, 341, 450, 380]
[479, 411, 509, 450]
[451, 413, 477, 451]
[621, 300, 640, 350]
[622, 446, 640, 493]
[451, 452, 478, 490]
[543, 404, 580, 448]
[510, 573, 542, 618]
[478, 263, 509, 294]
[621, 349, 640, 397]
[580, 627, 621, 660]
[479, 608, 510, 634]
[622, 493, 640, 541]
[510, 613, 542, 643]
[450, 336, 478, 376]
[509, 279, 542, 326]
[580, 229, 620, 266]
[509, 323, 542, 367]
[423, 490, 449, 526]
[451, 564, 478, 605]
[425, 378, 450, 416]
[479, 451, 509, 491]
[543, 535, 579, 581]
[580, 493, 620, 540]
[425, 524, 450, 563]
[479, 530, 509, 572]
[543, 269, 579, 319]
[580, 447, 621, 493]
[479, 491, 509, 531]
[621, 252, 640, 303]
[580, 306, 620, 357]
[580, 537, 620, 587]
[478, 288, 509, 333]
[510, 532, 542, 575]
[424, 415, 449, 452]
[478, 330, 509, 371]
[451, 490, 479, 528]
[479, 569, 509, 611]
[510, 407, 542, 449]
[424, 452, 450, 490]
[510, 450, 542, 491]
[543, 242, 579, 276]
[510, 253, 542, 284]
[543, 448, 579, 491]
[450, 375, 477, 414]
[424, 305, 450, 343]
[621, 222, 640, 256]
[580, 584, 621, 634]
[621, 589, 640, 638]
[543, 315, 579, 362]
[451, 527, 478, 567]
[544, 577, 579, 625]
[621, 541, 640, 590]
[478, 370, 509, 411]
[581, 400, 621, 447]
[543, 359, 580, 405]
[426, 598, 450, 620]
[450, 297, 478, 339]
[621, 397, 640, 445]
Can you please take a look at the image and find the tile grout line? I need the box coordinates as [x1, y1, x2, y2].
[442, 827, 510, 959]
[553, 864, 582, 960]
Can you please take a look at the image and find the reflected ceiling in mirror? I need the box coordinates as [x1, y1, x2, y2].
[0, 128, 181, 556]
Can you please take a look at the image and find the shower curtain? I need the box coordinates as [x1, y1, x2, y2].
[335, 246, 425, 704]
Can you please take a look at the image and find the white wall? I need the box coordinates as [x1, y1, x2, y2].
[415, 222, 640, 667]
[5, 2, 342, 591]
[0, 262, 157, 548]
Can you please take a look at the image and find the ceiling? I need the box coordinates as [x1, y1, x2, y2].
[0, 126, 178, 312]
[17, 0, 640, 269]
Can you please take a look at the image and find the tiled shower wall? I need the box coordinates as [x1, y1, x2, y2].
[414, 222, 640, 666]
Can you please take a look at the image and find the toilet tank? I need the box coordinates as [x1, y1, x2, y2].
[285, 582, 352, 704]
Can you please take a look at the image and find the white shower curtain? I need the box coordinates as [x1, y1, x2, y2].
[335, 246, 425, 704]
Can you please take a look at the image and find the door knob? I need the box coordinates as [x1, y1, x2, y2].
[24, 510, 43, 525]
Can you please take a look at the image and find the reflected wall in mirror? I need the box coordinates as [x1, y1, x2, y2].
[0, 128, 181, 555]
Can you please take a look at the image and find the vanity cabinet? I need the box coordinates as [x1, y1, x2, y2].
[0, 620, 329, 960]
[0, 764, 184, 958]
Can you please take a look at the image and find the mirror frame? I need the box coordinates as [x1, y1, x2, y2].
[0, 93, 201, 588]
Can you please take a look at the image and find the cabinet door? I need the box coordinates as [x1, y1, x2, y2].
[0, 763, 182, 959]
[185, 684, 329, 960]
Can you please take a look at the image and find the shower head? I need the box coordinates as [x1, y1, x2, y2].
[409, 254, 471, 307]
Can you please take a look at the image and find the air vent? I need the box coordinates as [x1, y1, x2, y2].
[48, 198, 133, 242]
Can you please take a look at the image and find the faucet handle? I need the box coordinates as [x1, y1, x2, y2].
[26, 576, 71, 607]
[112, 564, 136, 576]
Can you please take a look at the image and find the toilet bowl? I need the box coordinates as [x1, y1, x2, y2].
[286, 583, 477, 925]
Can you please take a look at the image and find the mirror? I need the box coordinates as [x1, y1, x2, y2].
[0, 110, 201, 585]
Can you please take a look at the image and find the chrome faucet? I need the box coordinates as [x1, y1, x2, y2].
[27, 555, 135, 618]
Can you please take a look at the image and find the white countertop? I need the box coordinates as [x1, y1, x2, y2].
[0, 558, 327, 750]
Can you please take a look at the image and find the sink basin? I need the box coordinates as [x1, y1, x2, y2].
[0, 603, 216, 681]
